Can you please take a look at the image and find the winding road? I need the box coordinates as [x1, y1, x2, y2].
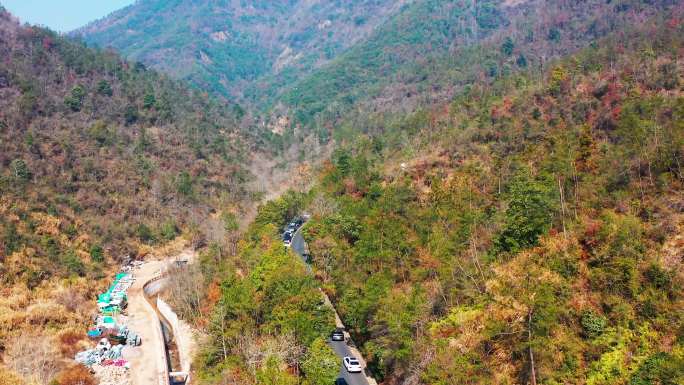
[291, 228, 373, 385]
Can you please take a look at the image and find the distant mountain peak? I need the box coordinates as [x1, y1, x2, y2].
[76, 0, 409, 102]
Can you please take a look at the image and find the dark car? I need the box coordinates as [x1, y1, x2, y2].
[331, 329, 345, 341]
[335, 378, 348, 385]
[283, 232, 293, 241]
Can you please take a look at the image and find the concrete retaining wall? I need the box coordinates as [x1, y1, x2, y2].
[142, 275, 170, 385]
[157, 297, 192, 379]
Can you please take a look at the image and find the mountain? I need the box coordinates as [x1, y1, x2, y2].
[75, 0, 409, 103]
[185, 5, 684, 385]
[78, 0, 679, 146]
[0, 7, 253, 284]
[278, 0, 680, 133]
[2, 2, 683, 385]
[0, 7, 271, 383]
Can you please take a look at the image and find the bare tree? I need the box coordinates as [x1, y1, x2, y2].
[309, 193, 338, 218]
[236, 331, 304, 376]
[163, 263, 206, 321]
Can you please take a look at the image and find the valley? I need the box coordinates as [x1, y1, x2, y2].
[0, 1, 683, 385]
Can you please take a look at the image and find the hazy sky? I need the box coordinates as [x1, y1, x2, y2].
[1, 0, 135, 32]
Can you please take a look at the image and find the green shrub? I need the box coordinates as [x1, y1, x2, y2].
[87, 121, 114, 146]
[89, 244, 104, 263]
[495, 171, 555, 253]
[124, 105, 138, 125]
[64, 85, 86, 111]
[136, 224, 156, 244]
[159, 220, 179, 241]
[589, 256, 638, 297]
[62, 251, 86, 276]
[143, 93, 156, 109]
[644, 263, 672, 290]
[10, 159, 31, 180]
[581, 310, 607, 338]
[2, 222, 22, 255]
[176, 171, 194, 197]
[96, 80, 113, 96]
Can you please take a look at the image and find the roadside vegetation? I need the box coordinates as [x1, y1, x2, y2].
[298, 17, 684, 385]
[192, 9, 684, 385]
[172, 191, 339, 384]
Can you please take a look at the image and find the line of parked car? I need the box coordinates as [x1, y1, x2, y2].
[282, 217, 305, 247]
[284, 216, 365, 384]
[330, 328, 364, 384]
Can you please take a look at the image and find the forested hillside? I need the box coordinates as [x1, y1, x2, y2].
[76, 0, 408, 102]
[188, 7, 684, 385]
[0, 8, 255, 382]
[299, 15, 684, 385]
[77, 0, 680, 151]
[2, 1, 683, 385]
[280, 0, 679, 138]
[0, 8, 254, 269]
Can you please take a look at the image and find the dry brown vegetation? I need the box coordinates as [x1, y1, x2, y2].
[0, 7, 265, 382]
[4, 334, 61, 385]
[53, 365, 96, 385]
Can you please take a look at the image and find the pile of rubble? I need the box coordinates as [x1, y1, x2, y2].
[92, 364, 132, 385]
[87, 321, 141, 347]
[75, 339, 127, 366]
[75, 265, 142, 384]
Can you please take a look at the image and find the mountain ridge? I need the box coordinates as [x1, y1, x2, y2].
[75, 0, 412, 103]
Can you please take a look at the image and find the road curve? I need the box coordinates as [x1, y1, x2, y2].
[125, 261, 169, 385]
[290, 228, 372, 385]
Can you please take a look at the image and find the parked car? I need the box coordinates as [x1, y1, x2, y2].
[331, 329, 345, 341]
[284, 239, 292, 247]
[335, 378, 349, 385]
[343, 356, 362, 373]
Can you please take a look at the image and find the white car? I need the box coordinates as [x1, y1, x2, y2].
[283, 239, 292, 247]
[343, 356, 362, 373]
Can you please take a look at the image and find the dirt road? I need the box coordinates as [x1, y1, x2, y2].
[123, 260, 168, 385]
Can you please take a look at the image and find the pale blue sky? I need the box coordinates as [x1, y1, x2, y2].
[1, 0, 135, 32]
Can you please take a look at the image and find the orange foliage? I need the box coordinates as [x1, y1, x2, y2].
[54, 365, 96, 385]
[58, 329, 85, 357]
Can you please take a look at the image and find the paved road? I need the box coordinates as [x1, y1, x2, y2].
[291, 228, 307, 259]
[329, 339, 371, 385]
[290, 228, 370, 385]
